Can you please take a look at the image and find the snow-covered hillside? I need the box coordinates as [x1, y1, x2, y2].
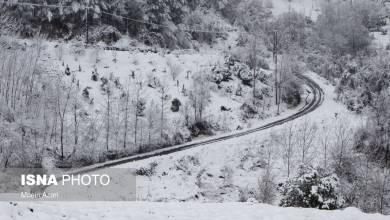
[0, 202, 386, 220]
[1, 0, 389, 218]
[110, 73, 361, 203]
[35, 31, 296, 160]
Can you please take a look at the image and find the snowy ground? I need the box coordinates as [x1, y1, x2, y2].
[109, 72, 363, 203]
[0, 202, 387, 220]
[0, 72, 374, 220]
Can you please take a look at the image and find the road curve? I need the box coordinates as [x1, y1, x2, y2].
[70, 74, 324, 175]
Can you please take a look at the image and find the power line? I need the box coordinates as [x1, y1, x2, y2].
[100, 11, 233, 34]
[0, 1, 236, 34]
[0, 0, 74, 9]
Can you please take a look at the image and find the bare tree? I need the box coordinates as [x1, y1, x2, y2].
[320, 122, 331, 169]
[167, 58, 182, 81]
[279, 123, 295, 178]
[123, 86, 130, 149]
[72, 85, 81, 151]
[181, 101, 191, 127]
[356, 160, 390, 214]
[189, 71, 211, 122]
[146, 100, 158, 147]
[112, 50, 118, 63]
[296, 118, 317, 165]
[133, 81, 145, 148]
[55, 43, 64, 61]
[371, 90, 390, 167]
[378, 168, 389, 214]
[257, 167, 276, 204]
[158, 82, 170, 144]
[257, 143, 276, 204]
[102, 79, 114, 151]
[247, 36, 259, 106]
[331, 117, 353, 170]
[55, 77, 73, 159]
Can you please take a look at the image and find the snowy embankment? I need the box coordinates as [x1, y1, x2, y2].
[0, 202, 386, 220]
[112, 72, 362, 202]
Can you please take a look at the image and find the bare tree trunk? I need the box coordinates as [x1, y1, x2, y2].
[134, 85, 142, 147]
[160, 88, 166, 143]
[383, 169, 388, 214]
[73, 102, 78, 147]
[57, 85, 72, 159]
[287, 125, 293, 178]
[106, 92, 111, 151]
[60, 121, 64, 158]
[253, 69, 256, 106]
[148, 105, 154, 147]
[135, 114, 138, 146]
[273, 31, 278, 108]
[123, 91, 129, 149]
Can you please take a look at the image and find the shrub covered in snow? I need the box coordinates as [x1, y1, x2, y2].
[240, 102, 258, 120]
[171, 98, 182, 112]
[175, 155, 200, 175]
[278, 165, 345, 210]
[211, 66, 233, 84]
[136, 162, 158, 177]
[233, 63, 252, 85]
[89, 25, 122, 44]
[210, 59, 257, 87]
[189, 121, 214, 137]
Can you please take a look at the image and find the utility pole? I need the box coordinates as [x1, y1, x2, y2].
[288, 0, 293, 41]
[273, 30, 281, 115]
[351, 0, 356, 55]
[86, 0, 90, 46]
[252, 35, 258, 107]
[278, 57, 282, 115]
[273, 30, 278, 108]
[106, 89, 110, 151]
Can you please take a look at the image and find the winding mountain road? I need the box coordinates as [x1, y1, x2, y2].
[71, 74, 324, 174]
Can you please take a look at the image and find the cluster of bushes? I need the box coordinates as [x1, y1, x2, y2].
[334, 52, 390, 114]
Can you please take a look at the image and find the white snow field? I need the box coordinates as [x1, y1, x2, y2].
[0, 202, 387, 220]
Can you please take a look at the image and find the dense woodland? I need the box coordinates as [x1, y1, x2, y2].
[0, 0, 268, 47]
[0, 0, 389, 215]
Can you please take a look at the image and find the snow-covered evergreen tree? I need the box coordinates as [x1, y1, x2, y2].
[278, 165, 345, 210]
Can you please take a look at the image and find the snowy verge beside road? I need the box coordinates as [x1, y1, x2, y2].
[0, 201, 387, 220]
